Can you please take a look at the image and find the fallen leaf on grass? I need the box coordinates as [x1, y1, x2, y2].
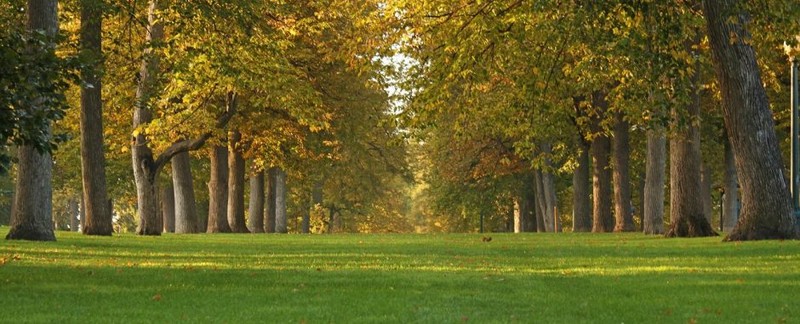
[152, 294, 162, 302]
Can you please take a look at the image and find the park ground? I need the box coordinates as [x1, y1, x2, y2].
[1, 228, 799, 323]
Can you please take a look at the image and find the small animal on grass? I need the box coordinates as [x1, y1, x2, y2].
[481, 236, 492, 242]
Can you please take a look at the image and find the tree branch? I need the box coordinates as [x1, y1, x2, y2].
[153, 91, 238, 171]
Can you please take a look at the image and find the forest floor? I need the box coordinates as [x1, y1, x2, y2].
[1, 228, 798, 323]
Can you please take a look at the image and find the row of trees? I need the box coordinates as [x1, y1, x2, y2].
[3, 0, 799, 241]
[3, 0, 414, 239]
[395, 0, 800, 240]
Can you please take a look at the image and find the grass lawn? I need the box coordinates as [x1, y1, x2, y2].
[1, 227, 799, 323]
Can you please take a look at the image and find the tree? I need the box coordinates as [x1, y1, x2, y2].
[6, 0, 60, 241]
[247, 169, 265, 233]
[643, 129, 666, 234]
[226, 131, 247, 233]
[722, 136, 738, 232]
[274, 167, 288, 233]
[172, 152, 198, 233]
[612, 111, 634, 231]
[703, 0, 798, 240]
[206, 145, 230, 233]
[78, 0, 112, 236]
[161, 184, 175, 233]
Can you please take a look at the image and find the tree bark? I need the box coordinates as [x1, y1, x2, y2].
[533, 170, 547, 232]
[666, 49, 716, 237]
[206, 145, 230, 233]
[265, 167, 277, 233]
[79, 195, 85, 233]
[79, 0, 112, 236]
[572, 135, 592, 232]
[704, 0, 798, 240]
[227, 131, 247, 233]
[274, 167, 288, 233]
[161, 183, 175, 233]
[247, 168, 265, 233]
[132, 0, 163, 235]
[69, 198, 79, 232]
[513, 197, 522, 233]
[6, 0, 58, 241]
[700, 161, 714, 223]
[172, 151, 198, 233]
[589, 92, 614, 233]
[722, 137, 739, 233]
[612, 110, 634, 232]
[643, 129, 666, 234]
[305, 180, 323, 234]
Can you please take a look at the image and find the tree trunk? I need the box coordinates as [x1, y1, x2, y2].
[161, 183, 175, 233]
[612, 110, 634, 232]
[69, 198, 79, 232]
[722, 137, 739, 232]
[666, 51, 716, 237]
[132, 0, 163, 235]
[572, 135, 592, 232]
[265, 167, 277, 233]
[533, 170, 547, 232]
[643, 129, 666, 234]
[700, 161, 714, 223]
[513, 197, 522, 233]
[79, 196, 85, 233]
[6, 0, 59, 241]
[704, 0, 798, 240]
[274, 167, 288, 233]
[521, 173, 536, 232]
[589, 92, 614, 232]
[79, 0, 112, 236]
[206, 145, 229, 233]
[172, 151, 198, 233]
[227, 131, 247, 233]
[305, 180, 323, 234]
[247, 168, 265, 233]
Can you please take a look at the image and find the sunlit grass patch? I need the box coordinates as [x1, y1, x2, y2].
[1, 228, 799, 322]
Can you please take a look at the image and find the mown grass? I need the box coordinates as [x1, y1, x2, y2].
[1, 227, 799, 323]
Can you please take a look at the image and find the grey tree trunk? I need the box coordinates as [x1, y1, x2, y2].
[533, 170, 547, 232]
[542, 170, 558, 232]
[666, 52, 716, 237]
[275, 167, 288, 233]
[704, 0, 798, 240]
[247, 169, 265, 233]
[513, 198, 522, 233]
[700, 161, 714, 223]
[161, 183, 175, 233]
[69, 198, 79, 232]
[79, 196, 85, 233]
[206, 145, 230, 233]
[643, 129, 666, 234]
[722, 137, 739, 232]
[227, 131, 247, 233]
[612, 110, 634, 232]
[132, 0, 163, 235]
[589, 92, 614, 233]
[172, 151, 198, 233]
[79, 0, 112, 236]
[6, 0, 58, 241]
[265, 167, 277, 233]
[573, 135, 592, 232]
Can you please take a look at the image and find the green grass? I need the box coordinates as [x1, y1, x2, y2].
[1, 228, 799, 323]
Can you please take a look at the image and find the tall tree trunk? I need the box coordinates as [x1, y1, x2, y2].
[572, 135, 592, 232]
[206, 145, 230, 233]
[79, 196, 85, 233]
[274, 167, 288, 233]
[247, 168, 265, 233]
[533, 170, 547, 232]
[227, 131, 247, 233]
[161, 183, 175, 233]
[722, 135, 739, 233]
[643, 129, 666, 234]
[703, 0, 798, 240]
[612, 111, 634, 232]
[589, 92, 614, 232]
[265, 167, 277, 233]
[132, 0, 163, 235]
[513, 197, 523, 233]
[542, 170, 558, 232]
[666, 48, 716, 237]
[69, 198, 79, 232]
[79, 0, 112, 236]
[521, 173, 536, 232]
[700, 161, 714, 223]
[172, 151, 198, 233]
[6, 0, 59, 241]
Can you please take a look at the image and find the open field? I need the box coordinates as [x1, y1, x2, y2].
[1, 228, 799, 323]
